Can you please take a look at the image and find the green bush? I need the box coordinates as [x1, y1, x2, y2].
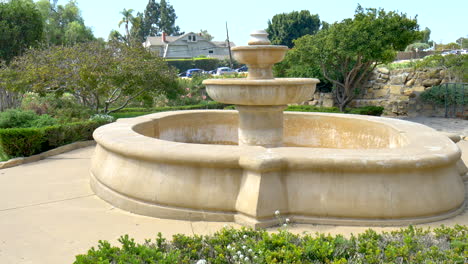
[285, 105, 383, 116]
[21, 93, 92, 122]
[0, 109, 58, 128]
[420, 84, 468, 106]
[74, 225, 468, 264]
[0, 120, 108, 158]
[346, 106, 385, 116]
[109, 102, 228, 119]
[286, 105, 342, 113]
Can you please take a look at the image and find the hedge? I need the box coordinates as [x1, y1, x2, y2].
[74, 225, 468, 263]
[0, 120, 109, 158]
[223, 105, 384, 116]
[111, 102, 227, 113]
[109, 102, 228, 119]
[166, 58, 222, 73]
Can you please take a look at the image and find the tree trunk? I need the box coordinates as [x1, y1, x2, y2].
[0, 88, 21, 111]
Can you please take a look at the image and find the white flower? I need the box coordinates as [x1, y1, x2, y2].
[244, 256, 249, 261]
[248, 249, 253, 253]
[285, 218, 290, 223]
[233, 255, 238, 260]
[243, 234, 248, 239]
[196, 260, 207, 264]
[227, 245, 231, 250]
[253, 255, 258, 259]
[224, 224, 228, 228]
[283, 223, 288, 227]
[274, 210, 280, 216]
[239, 254, 244, 258]
[242, 245, 247, 250]
[237, 251, 242, 255]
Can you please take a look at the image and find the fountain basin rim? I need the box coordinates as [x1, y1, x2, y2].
[203, 78, 320, 86]
[93, 110, 461, 171]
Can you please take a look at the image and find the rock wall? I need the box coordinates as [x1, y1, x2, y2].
[350, 67, 459, 117]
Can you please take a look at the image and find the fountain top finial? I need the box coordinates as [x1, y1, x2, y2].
[248, 30, 270, 45]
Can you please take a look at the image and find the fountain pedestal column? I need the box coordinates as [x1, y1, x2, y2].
[236, 105, 286, 147]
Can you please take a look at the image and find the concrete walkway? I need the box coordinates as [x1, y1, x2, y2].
[1, 134, 468, 263]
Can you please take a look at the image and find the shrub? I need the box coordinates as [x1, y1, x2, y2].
[0, 109, 58, 129]
[109, 102, 228, 119]
[0, 120, 108, 158]
[346, 106, 384, 116]
[21, 92, 93, 122]
[74, 225, 468, 263]
[420, 84, 468, 106]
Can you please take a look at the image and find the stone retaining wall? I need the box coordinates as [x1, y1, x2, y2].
[308, 67, 465, 117]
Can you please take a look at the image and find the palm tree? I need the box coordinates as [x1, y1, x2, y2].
[118, 8, 134, 44]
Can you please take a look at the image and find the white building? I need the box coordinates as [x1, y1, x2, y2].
[143, 32, 234, 59]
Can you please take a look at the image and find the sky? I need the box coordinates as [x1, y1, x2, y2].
[47, 0, 467, 46]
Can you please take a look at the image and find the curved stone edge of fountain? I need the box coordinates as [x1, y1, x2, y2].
[90, 110, 466, 228]
[90, 169, 466, 229]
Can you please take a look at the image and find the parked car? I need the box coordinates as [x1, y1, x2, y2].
[235, 65, 248, 72]
[186, 68, 203, 77]
[216, 67, 236, 75]
[178, 71, 187, 77]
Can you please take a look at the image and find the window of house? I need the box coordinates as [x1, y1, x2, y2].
[208, 50, 213, 54]
[188, 35, 192, 41]
[193, 35, 196, 41]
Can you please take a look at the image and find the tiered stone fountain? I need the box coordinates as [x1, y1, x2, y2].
[90, 30, 465, 228]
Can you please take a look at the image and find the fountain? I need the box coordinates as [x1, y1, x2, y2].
[90, 30, 465, 228]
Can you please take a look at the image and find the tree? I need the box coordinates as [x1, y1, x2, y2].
[420, 27, 431, 43]
[118, 8, 134, 44]
[35, 0, 94, 46]
[456, 37, 468, 49]
[290, 5, 421, 111]
[436, 42, 461, 51]
[158, 0, 180, 35]
[0, 42, 179, 114]
[266, 10, 321, 48]
[0, 0, 43, 62]
[130, 12, 145, 44]
[199, 29, 213, 41]
[142, 0, 160, 37]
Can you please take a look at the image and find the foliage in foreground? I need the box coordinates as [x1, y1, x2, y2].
[74, 225, 468, 264]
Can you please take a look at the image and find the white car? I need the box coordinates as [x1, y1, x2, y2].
[216, 67, 236, 75]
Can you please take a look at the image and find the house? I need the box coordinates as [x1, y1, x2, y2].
[143, 32, 235, 59]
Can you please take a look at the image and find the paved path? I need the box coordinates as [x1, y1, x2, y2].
[1, 123, 468, 263]
[391, 116, 468, 137]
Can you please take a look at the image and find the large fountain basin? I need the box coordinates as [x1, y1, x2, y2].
[204, 78, 319, 105]
[91, 110, 465, 227]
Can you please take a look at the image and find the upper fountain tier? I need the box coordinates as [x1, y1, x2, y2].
[203, 30, 319, 106]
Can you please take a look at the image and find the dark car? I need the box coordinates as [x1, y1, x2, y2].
[235, 65, 248, 72]
[186, 68, 203, 77]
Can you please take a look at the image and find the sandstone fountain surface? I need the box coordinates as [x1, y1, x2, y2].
[90, 30, 465, 228]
